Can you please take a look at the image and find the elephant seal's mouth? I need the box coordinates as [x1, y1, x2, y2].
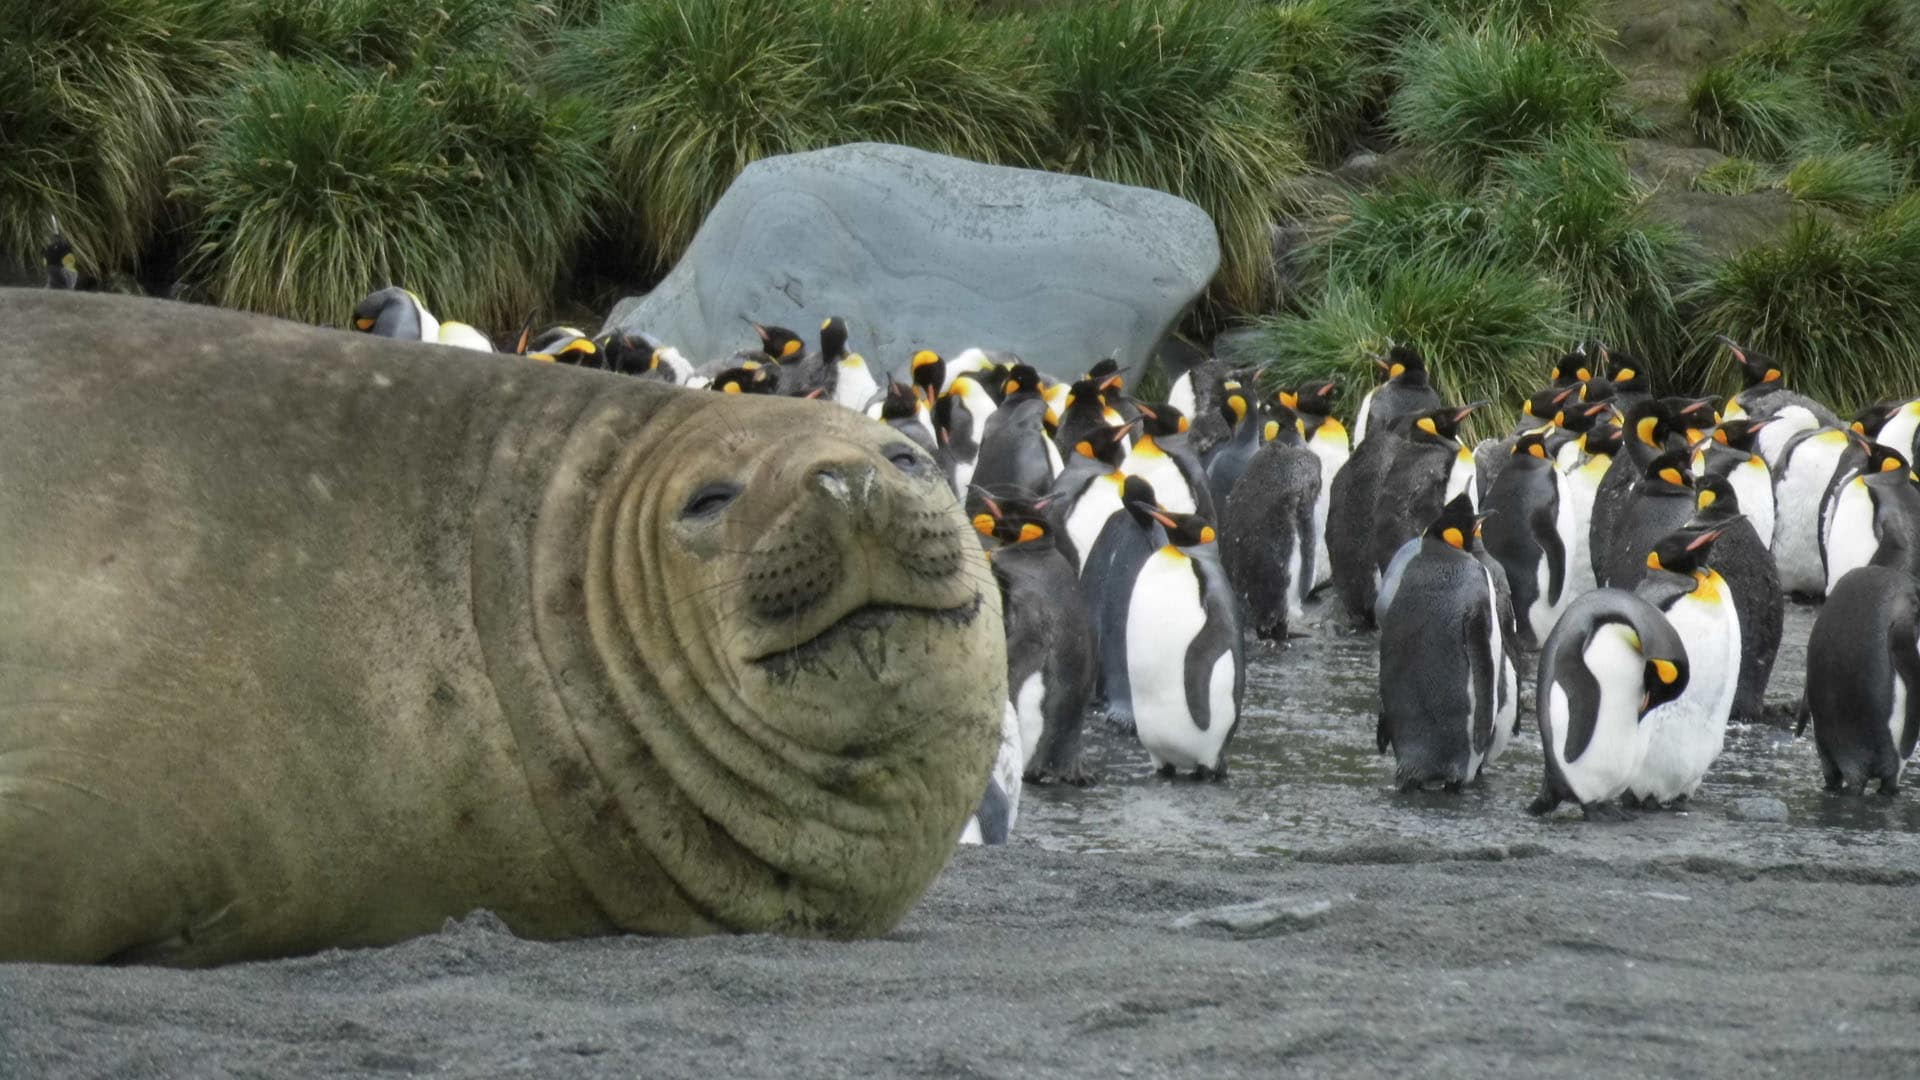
[751, 594, 984, 679]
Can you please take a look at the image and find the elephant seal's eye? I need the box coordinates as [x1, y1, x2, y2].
[886, 445, 925, 473]
[682, 482, 741, 519]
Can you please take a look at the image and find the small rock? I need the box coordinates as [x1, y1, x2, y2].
[1172, 896, 1337, 937]
[1727, 796, 1790, 823]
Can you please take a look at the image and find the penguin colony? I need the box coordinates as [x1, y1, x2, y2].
[45, 235, 1920, 830]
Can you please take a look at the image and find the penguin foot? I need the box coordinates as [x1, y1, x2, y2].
[1579, 801, 1635, 822]
[1526, 791, 1561, 817]
[1155, 763, 1176, 780]
[1193, 765, 1227, 782]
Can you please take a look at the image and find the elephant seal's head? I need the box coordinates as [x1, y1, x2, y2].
[508, 386, 1004, 941]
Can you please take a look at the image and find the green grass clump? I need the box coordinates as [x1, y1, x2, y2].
[1781, 143, 1900, 213]
[246, 0, 524, 71]
[1244, 253, 1579, 427]
[1247, 0, 1393, 163]
[552, 0, 1046, 275]
[1689, 195, 1920, 409]
[1689, 59, 1827, 160]
[1415, 0, 1606, 41]
[1034, 0, 1302, 309]
[181, 56, 606, 330]
[1388, 21, 1622, 176]
[1693, 157, 1774, 195]
[0, 0, 249, 275]
[1489, 135, 1697, 363]
[1314, 172, 1496, 285]
[1767, 0, 1918, 111]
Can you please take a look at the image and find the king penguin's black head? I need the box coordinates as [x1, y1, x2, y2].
[1511, 430, 1553, 460]
[1601, 344, 1647, 394]
[1136, 403, 1188, 440]
[817, 317, 849, 362]
[750, 322, 805, 363]
[1424, 492, 1478, 550]
[1154, 510, 1217, 549]
[1645, 524, 1722, 577]
[43, 233, 77, 289]
[1002, 364, 1044, 400]
[1409, 402, 1478, 443]
[1644, 450, 1694, 491]
[1280, 380, 1338, 418]
[1583, 419, 1625, 458]
[1120, 475, 1163, 526]
[1549, 347, 1592, 387]
[1694, 473, 1740, 517]
[1715, 334, 1782, 389]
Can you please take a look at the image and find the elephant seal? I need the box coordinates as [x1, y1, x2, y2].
[0, 290, 1004, 966]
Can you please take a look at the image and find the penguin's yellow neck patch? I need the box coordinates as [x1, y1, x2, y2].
[841, 353, 865, 369]
[61, 253, 77, 270]
[1159, 545, 1190, 561]
[1691, 569, 1724, 603]
[1132, 436, 1165, 459]
[1320, 417, 1347, 439]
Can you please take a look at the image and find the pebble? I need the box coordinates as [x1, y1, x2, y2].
[1171, 896, 1339, 937]
[1727, 797, 1790, 823]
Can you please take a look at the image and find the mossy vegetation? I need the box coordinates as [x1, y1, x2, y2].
[5, 0, 1920, 411]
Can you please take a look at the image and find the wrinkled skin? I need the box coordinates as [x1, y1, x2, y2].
[0, 291, 1004, 966]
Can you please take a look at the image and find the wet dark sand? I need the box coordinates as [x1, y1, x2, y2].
[7, 604, 1919, 1078]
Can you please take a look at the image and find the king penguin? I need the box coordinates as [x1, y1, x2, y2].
[1053, 378, 1118, 457]
[1375, 494, 1520, 790]
[1080, 476, 1168, 730]
[1126, 404, 1215, 518]
[1821, 447, 1920, 592]
[1691, 419, 1775, 550]
[1529, 589, 1691, 818]
[1366, 404, 1481, 587]
[1864, 396, 1920, 465]
[939, 372, 998, 496]
[1800, 565, 1920, 795]
[1050, 423, 1136, 571]
[43, 223, 78, 290]
[959, 700, 1025, 845]
[1716, 335, 1841, 428]
[1354, 343, 1442, 447]
[971, 364, 1065, 502]
[1481, 429, 1576, 647]
[1628, 525, 1740, 807]
[1604, 450, 1698, 591]
[1772, 425, 1863, 598]
[1688, 474, 1782, 724]
[1125, 510, 1245, 778]
[1220, 405, 1322, 640]
[1284, 381, 1350, 592]
[976, 496, 1097, 785]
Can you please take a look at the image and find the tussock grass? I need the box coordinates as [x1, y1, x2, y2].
[1689, 58, 1827, 160]
[1693, 157, 1774, 195]
[1416, 0, 1607, 41]
[1388, 20, 1622, 176]
[1313, 171, 1496, 286]
[1489, 134, 1696, 363]
[1247, 0, 1394, 163]
[551, 0, 1047, 274]
[1245, 254, 1579, 429]
[1688, 195, 1920, 410]
[180, 56, 606, 329]
[0, 0, 249, 275]
[247, 0, 524, 71]
[1032, 0, 1302, 309]
[1782, 142, 1901, 213]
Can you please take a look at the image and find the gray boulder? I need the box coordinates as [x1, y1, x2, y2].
[601, 143, 1219, 383]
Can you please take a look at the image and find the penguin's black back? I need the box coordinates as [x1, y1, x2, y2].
[1605, 485, 1696, 592]
[1588, 439, 1656, 579]
[1363, 379, 1442, 440]
[1804, 566, 1920, 793]
[1480, 453, 1563, 645]
[1368, 435, 1459, 575]
[972, 396, 1056, 502]
[1081, 512, 1162, 726]
[990, 538, 1096, 782]
[1693, 504, 1782, 723]
[1377, 540, 1497, 788]
[1328, 424, 1404, 623]
[1220, 440, 1322, 640]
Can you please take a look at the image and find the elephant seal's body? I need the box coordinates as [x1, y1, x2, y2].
[0, 291, 1003, 966]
